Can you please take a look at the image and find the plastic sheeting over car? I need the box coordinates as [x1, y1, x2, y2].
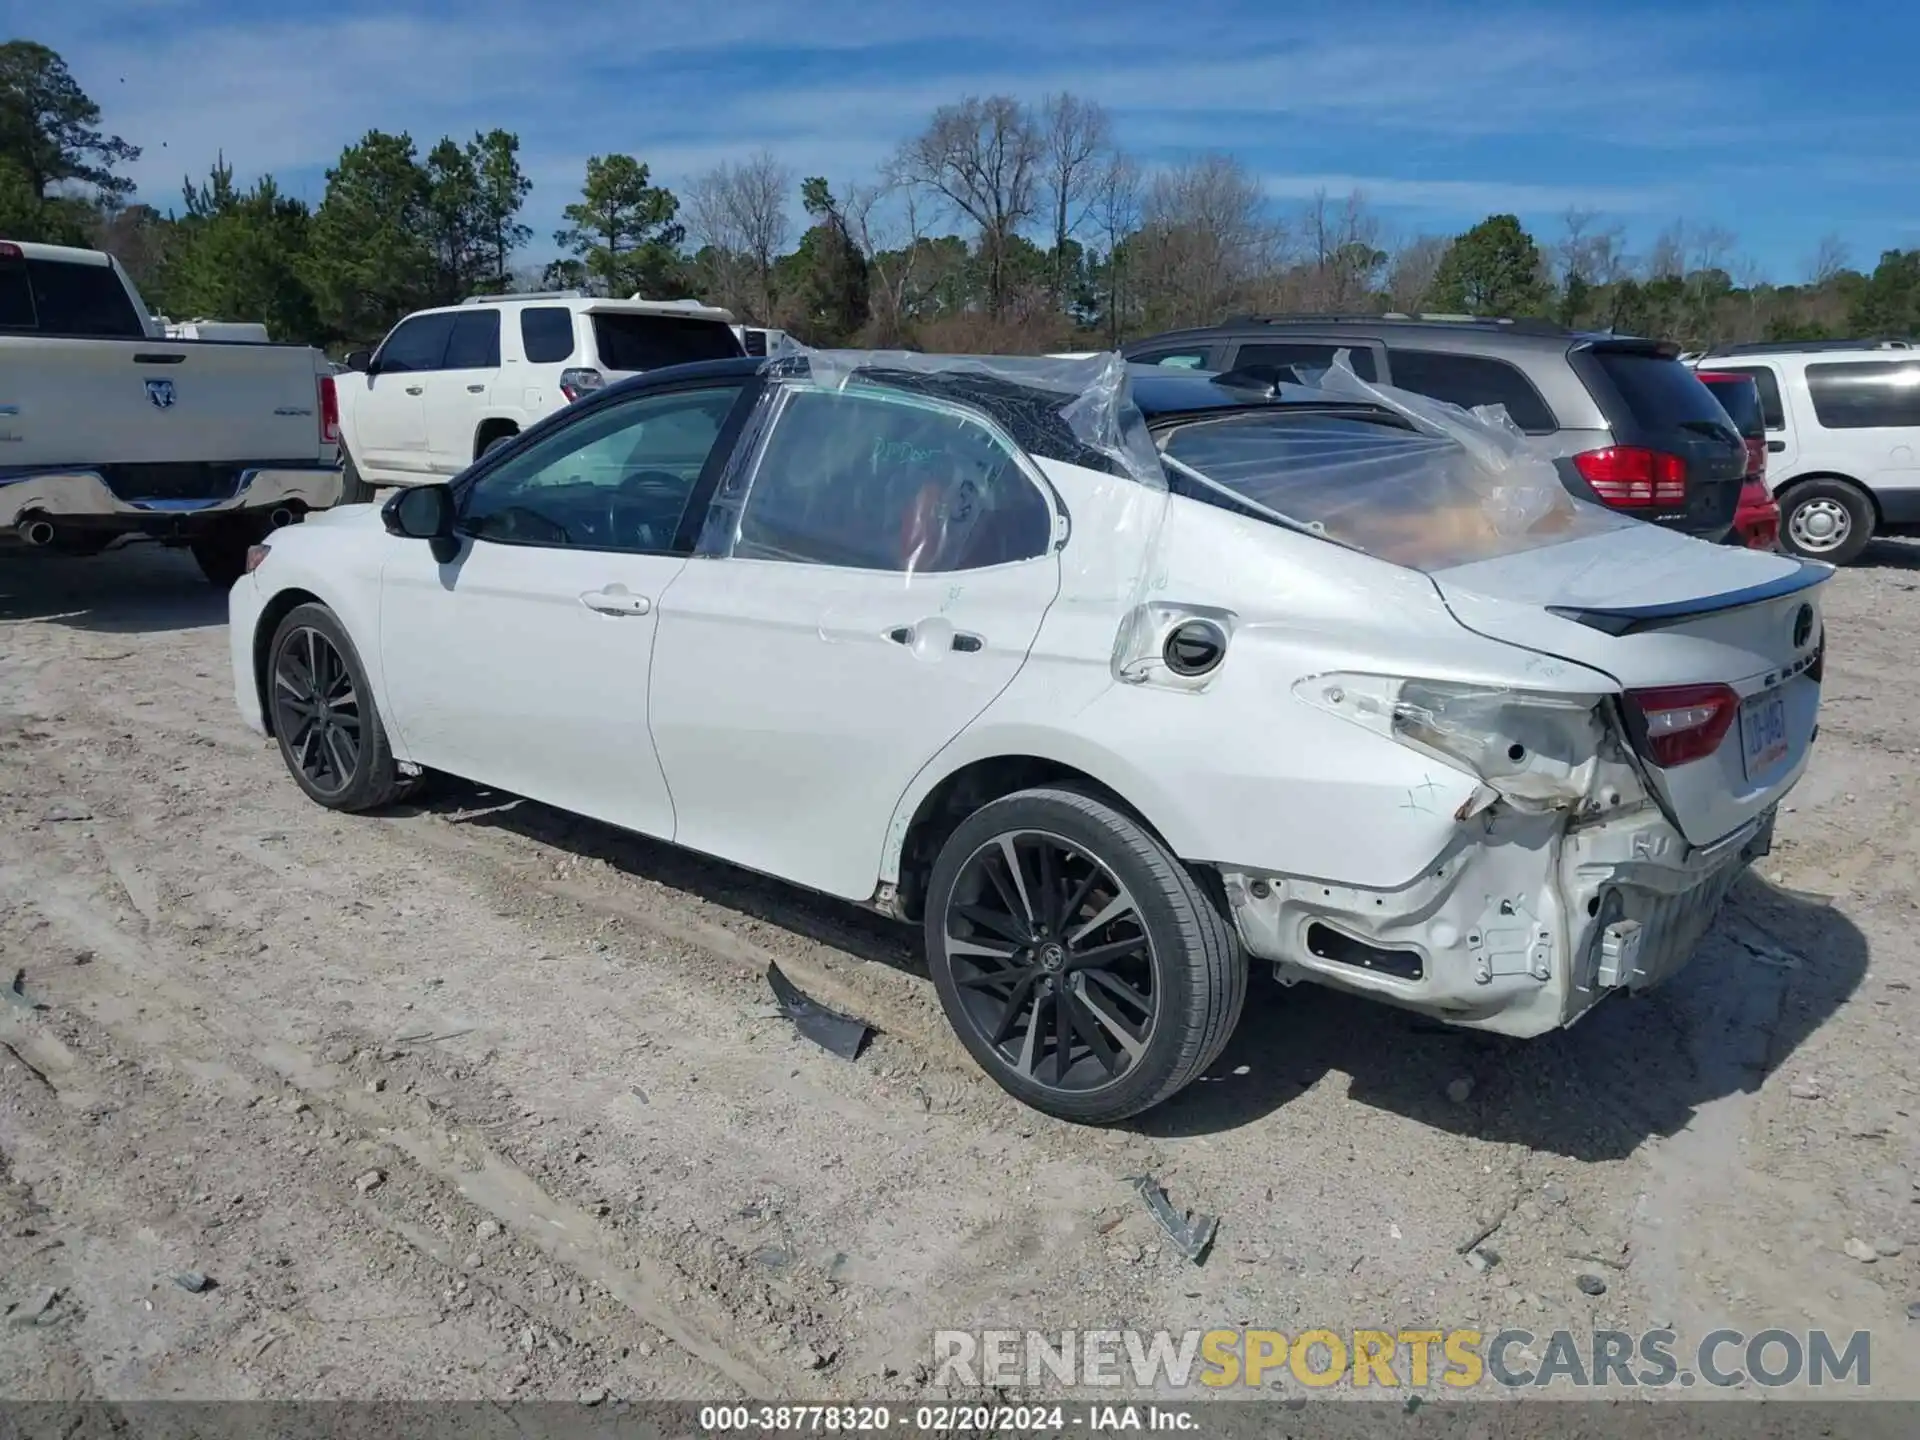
[691, 345, 1637, 584]
[1157, 355, 1639, 573]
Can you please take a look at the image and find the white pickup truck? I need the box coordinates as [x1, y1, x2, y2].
[332, 291, 744, 493]
[0, 239, 343, 585]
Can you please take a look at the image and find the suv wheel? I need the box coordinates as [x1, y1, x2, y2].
[925, 787, 1245, 1123]
[1780, 478, 1873, 564]
[339, 450, 375, 505]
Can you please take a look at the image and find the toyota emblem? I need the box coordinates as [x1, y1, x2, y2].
[1792, 603, 1813, 649]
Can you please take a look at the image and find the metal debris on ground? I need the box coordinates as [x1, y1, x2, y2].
[1128, 1174, 1218, 1265]
[765, 964, 874, 1061]
[173, 1272, 212, 1293]
[6, 970, 46, 1012]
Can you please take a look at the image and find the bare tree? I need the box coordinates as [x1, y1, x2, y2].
[1092, 152, 1141, 345]
[896, 95, 1042, 316]
[844, 172, 932, 346]
[1383, 234, 1446, 313]
[1807, 232, 1850, 287]
[1131, 152, 1282, 333]
[1297, 189, 1383, 310]
[1689, 223, 1738, 279]
[685, 150, 793, 322]
[1645, 221, 1687, 281]
[1037, 93, 1112, 305]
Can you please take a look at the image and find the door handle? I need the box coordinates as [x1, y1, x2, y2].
[580, 586, 651, 616]
[405, 385, 424, 396]
[1767, 439, 1785, 452]
[885, 625, 914, 645]
[951, 632, 984, 653]
[467, 383, 485, 393]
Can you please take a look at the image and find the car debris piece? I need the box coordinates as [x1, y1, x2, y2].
[765, 964, 873, 1061]
[6, 970, 45, 1012]
[1128, 1175, 1217, 1265]
[173, 1272, 211, 1294]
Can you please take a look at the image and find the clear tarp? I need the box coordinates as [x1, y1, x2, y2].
[1158, 354, 1636, 573]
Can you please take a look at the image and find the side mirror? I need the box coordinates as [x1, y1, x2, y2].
[383, 483, 454, 540]
[343, 349, 374, 373]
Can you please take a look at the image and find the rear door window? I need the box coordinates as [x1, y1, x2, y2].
[0, 261, 34, 329]
[519, 306, 576, 363]
[1231, 341, 1379, 384]
[376, 313, 455, 373]
[25, 258, 144, 337]
[1383, 348, 1554, 432]
[590, 315, 744, 372]
[1130, 346, 1216, 369]
[1805, 361, 1920, 430]
[1715, 365, 1785, 430]
[1696, 375, 1764, 438]
[444, 310, 501, 369]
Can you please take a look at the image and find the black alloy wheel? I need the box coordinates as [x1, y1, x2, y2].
[272, 624, 362, 797]
[926, 788, 1245, 1124]
[944, 829, 1159, 1093]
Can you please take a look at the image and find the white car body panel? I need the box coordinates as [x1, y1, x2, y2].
[235, 358, 1829, 1044]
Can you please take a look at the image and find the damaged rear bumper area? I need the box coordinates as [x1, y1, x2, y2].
[1220, 802, 1777, 1038]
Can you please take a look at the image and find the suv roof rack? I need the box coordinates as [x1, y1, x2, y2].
[1219, 312, 1573, 337]
[460, 289, 584, 304]
[1700, 338, 1914, 357]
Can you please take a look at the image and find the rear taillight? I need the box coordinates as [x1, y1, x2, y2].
[318, 373, 340, 446]
[0, 241, 20, 260]
[1573, 447, 1688, 508]
[1625, 683, 1738, 768]
[559, 367, 605, 402]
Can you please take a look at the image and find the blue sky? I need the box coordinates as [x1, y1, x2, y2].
[30, 0, 1920, 280]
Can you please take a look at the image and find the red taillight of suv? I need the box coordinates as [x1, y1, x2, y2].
[1732, 478, 1780, 550]
[1625, 683, 1739, 767]
[1572, 446, 1688, 508]
[318, 373, 341, 446]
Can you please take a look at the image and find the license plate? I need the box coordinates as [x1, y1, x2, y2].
[1739, 690, 1789, 781]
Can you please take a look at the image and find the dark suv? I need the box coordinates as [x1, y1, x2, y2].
[1124, 315, 1748, 542]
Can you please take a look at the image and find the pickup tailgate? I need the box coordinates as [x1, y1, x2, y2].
[2, 337, 326, 468]
[1431, 526, 1828, 847]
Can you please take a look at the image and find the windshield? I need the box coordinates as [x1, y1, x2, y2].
[1159, 408, 1634, 572]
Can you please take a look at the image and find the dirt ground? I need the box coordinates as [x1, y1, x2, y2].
[0, 537, 1916, 1414]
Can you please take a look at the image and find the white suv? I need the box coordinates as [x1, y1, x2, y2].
[331, 292, 744, 500]
[1687, 340, 1920, 564]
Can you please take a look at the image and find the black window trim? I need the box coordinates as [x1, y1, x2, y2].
[1709, 364, 1785, 432]
[447, 374, 764, 558]
[718, 379, 1064, 573]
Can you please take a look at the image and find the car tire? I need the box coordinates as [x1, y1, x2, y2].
[339, 450, 375, 505]
[1779, 478, 1874, 564]
[189, 530, 252, 588]
[266, 602, 409, 812]
[479, 431, 517, 458]
[924, 787, 1245, 1124]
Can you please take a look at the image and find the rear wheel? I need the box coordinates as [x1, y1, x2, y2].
[925, 788, 1245, 1124]
[266, 602, 408, 812]
[1779, 478, 1873, 564]
[189, 528, 252, 588]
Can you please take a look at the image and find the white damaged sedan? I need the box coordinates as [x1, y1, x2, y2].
[230, 350, 1827, 1122]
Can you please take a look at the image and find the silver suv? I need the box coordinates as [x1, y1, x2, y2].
[1125, 314, 1748, 542]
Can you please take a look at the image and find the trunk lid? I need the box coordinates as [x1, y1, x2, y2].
[1431, 526, 1828, 846]
[3, 336, 328, 467]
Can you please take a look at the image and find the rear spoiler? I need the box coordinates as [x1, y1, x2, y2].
[1573, 336, 1682, 361]
[1547, 560, 1829, 636]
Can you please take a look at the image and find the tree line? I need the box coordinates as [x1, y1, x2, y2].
[5, 39, 1918, 353]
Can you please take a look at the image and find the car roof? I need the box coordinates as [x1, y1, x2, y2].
[1131, 315, 1640, 358]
